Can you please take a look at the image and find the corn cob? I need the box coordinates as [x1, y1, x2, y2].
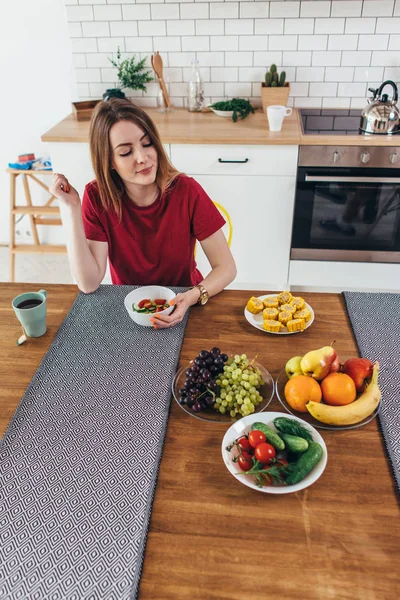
[287, 318, 306, 333]
[246, 296, 264, 314]
[263, 319, 284, 333]
[263, 308, 279, 320]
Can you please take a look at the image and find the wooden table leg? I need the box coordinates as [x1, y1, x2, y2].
[9, 173, 16, 282]
[22, 174, 40, 246]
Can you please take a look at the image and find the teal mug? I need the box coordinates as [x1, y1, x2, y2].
[12, 290, 47, 337]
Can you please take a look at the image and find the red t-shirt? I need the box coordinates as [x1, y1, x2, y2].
[81, 174, 225, 286]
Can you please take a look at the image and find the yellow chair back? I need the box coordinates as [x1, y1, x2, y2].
[194, 201, 233, 257]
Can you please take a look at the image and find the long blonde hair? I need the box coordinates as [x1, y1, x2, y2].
[89, 98, 180, 218]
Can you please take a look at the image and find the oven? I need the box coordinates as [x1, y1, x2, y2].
[291, 145, 400, 264]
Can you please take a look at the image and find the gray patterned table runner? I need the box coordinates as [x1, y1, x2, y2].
[0, 285, 189, 599]
[343, 291, 400, 493]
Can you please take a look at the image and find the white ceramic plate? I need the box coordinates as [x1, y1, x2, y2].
[221, 411, 328, 494]
[208, 105, 234, 118]
[244, 295, 315, 335]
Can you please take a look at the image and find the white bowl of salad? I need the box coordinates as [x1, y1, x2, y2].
[124, 285, 175, 327]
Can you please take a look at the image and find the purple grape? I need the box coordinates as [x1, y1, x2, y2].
[194, 358, 205, 368]
[202, 369, 211, 381]
[207, 380, 217, 391]
[199, 350, 209, 360]
[205, 357, 213, 366]
[210, 347, 220, 356]
[192, 401, 202, 412]
[220, 354, 228, 362]
[210, 365, 218, 374]
[186, 395, 196, 407]
[204, 395, 215, 407]
[186, 368, 193, 376]
[191, 364, 200, 374]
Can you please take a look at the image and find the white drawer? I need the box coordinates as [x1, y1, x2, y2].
[170, 144, 298, 177]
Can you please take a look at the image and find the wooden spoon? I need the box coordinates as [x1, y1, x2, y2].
[152, 51, 171, 108]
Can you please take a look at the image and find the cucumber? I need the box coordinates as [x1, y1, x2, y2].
[133, 303, 147, 313]
[285, 442, 324, 485]
[251, 422, 285, 451]
[279, 433, 308, 453]
[273, 417, 313, 443]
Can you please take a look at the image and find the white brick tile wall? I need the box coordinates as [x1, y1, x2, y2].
[65, 0, 400, 107]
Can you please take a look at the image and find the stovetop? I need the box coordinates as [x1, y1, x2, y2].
[300, 109, 363, 135]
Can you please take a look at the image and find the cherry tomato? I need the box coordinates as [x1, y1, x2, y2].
[254, 443, 276, 464]
[237, 451, 253, 471]
[155, 307, 164, 313]
[248, 430, 266, 449]
[154, 298, 166, 305]
[138, 298, 150, 309]
[236, 436, 252, 453]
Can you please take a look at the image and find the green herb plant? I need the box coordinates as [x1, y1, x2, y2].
[109, 47, 153, 94]
[209, 98, 255, 122]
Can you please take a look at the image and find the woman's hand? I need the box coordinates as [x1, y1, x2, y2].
[150, 292, 193, 329]
[49, 173, 80, 208]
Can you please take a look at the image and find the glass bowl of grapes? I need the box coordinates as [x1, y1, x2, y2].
[172, 347, 274, 422]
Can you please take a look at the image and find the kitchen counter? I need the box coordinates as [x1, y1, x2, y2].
[42, 106, 400, 147]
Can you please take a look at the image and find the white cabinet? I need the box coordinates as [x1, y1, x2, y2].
[170, 144, 298, 290]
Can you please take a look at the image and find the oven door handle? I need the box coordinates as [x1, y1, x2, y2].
[305, 175, 400, 183]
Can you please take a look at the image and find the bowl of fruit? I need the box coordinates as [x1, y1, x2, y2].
[124, 285, 175, 327]
[172, 347, 274, 422]
[276, 344, 381, 430]
[222, 412, 327, 494]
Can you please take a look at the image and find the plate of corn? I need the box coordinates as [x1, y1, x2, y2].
[244, 291, 315, 335]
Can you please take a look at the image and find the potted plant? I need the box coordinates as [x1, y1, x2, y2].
[261, 64, 290, 114]
[103, 48, 153, 100]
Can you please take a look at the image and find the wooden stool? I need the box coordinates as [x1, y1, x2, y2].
[7, 168, 67, 282]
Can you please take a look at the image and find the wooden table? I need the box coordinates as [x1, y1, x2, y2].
[1, 284, 399, 600]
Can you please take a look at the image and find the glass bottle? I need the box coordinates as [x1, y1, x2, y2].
[187, 60, 204, 112]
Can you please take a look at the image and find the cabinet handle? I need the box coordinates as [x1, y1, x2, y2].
[218, 158, 249, 164]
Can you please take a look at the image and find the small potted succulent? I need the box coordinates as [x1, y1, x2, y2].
[261, 64, 290, 114]
[103, 47, 153, 100]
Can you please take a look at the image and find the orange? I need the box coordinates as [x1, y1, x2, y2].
[284, 375, 322, 413]
[321, 372, 357, 406]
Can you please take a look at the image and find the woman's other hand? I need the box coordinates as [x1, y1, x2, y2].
[150, 291, 193, 329]
[49, 173, 80, 208]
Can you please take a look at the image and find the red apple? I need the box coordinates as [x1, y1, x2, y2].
[329, 355, 340, 373]
[342, 358, 374, 393]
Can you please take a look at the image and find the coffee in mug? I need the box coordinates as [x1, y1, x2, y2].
[12, 290, 47, 338]
[267, 105, 293, 132]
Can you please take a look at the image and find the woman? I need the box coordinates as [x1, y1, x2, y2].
[50, 98, 236, 329]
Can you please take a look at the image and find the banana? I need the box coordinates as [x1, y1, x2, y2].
[306, 362, 381, 426]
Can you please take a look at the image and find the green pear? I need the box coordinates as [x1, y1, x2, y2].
[285, 355, 303, 379]
[300, 344, 338, 381]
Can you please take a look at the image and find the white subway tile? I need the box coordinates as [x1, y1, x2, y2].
[255, 19, 284, 35]
[167, 21, 195, 36]
[169, 83, 188, 96]
[328, 35, 358, 50]
[138, 21, 166, 36]
[125, 37, 154, 52]
[358, 35, 389, 50]
[325, 66, 354, 81]
[204, 82, 224, 97]
[338, 82, 366, 96]
[239, 67, 267, 82]
[182, 66, 210, 81]
[76, 68, 101, 83]
[94, 5, 121, 21]
[81, 0, 109, 4]
[68, 22, 82, 38]
[239, 36, 268, 51]
[163, 68, 183, 82]
[153, 37, 181, 51]
[281, 66, 296, 81]
[211, 67, 239, 82]
[110, 22, 139, 37]
[77, 83, 90, 98]
[101, 68, 117, 83]
[225, 52, 253, 67]
[197, 52, 224, 67]
[254, 51, 283, 66]
[86, 54, 111, 68]
[182, 36, 210, 51]
[65, 0, 78, 5]
[181, 4, 209, 19]
[395, 1, 400, 16]
[66, 6, 93, 21]
[388, 35, 400, 50]
[312, 51, 341, 66]
[196, 20, 224, 35]
[270, 2, 300, 19]
[384, 66, 400, 80]
[225, 19, 254, 35]
[362, 1, 394, 17]
[283, 51, 311, 66]
[284, 18, 314, 34]
[350, 97, 368, 109]
[294, 97, 322, 108]
[322, 97, 351, 108]
[72, 54, 86, 68]
[225, 82, 252, 96]
[371, 51, 400, 66]
[300, 1, 331, 18]
[269, 35, 298, 51]
[298, 34, 327, 50]
[151, 4, 179, 20]
[315, 18, 345, 34]
[331, 1, 362, 17]
[353, 66, 384, 81]
[211, 36, 239, 51]
[309, 82, 338, 96]
[240, 2, 269, 19]
[296, 66, 325, 81]
[210, 2, 239, 19]
[71, 38, 98, 53]
[288, 82, 309, 97]
[82, 22, 110, 37]
[97, 38, 125, 53]
[168, 52, 196, 67]
[345, 18, 376, 34]
[341, 51, 371, 66]
[376, 18, 400, 33]
[89, 84, 110, 98]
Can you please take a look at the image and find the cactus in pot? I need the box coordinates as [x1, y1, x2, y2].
[264, 64, 287, 88]
[261, 63, 290, 113]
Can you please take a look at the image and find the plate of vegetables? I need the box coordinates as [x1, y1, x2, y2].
[222, 412, 327, 494]
[208, 98, 255, 122]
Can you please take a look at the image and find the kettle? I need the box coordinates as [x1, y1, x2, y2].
[359, 80, 400, 135]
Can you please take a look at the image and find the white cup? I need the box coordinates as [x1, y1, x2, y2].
[267, 105, 293, 132]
